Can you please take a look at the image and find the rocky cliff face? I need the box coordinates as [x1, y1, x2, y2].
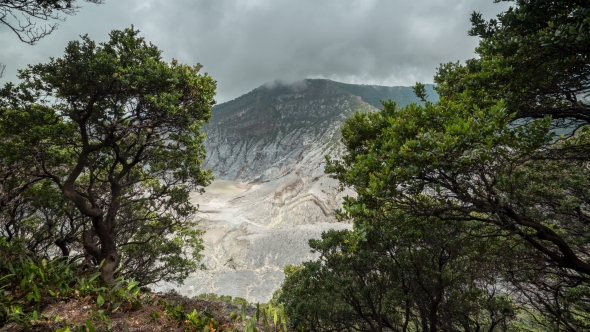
[203, 79, 374, 181]
[155, 79, 434, 302]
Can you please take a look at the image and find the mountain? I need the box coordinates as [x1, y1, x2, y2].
[204, 79, 436, 181]
[330, 80, 438, 109]
[155, 79, 438, 302]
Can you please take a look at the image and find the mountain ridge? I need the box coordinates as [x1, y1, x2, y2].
[157, 79, 438, 302]
[216, 79, 437, 111]
[204, 78, 437, 181]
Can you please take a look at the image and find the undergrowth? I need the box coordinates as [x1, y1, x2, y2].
[195, 291, 289, 332]
[0, 238, 290, 331]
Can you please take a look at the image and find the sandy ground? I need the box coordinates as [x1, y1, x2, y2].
[154, 174, 352, 303]
[204, 180, 251, 195]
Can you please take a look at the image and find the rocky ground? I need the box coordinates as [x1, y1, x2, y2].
[1, 293, 266, 332]
[154, 79, 427, 303]
[155, 142, 353, 303]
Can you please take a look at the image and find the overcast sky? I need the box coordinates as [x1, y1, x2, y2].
[0, 0, 510, 103]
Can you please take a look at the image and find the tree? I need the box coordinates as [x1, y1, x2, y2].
[326, 98, 590, 327]
[287, 0, 590, 329]
[435, 0, 590, 129]
[324, 0, 590, 326]
[431, 0, 590, 279]
[1, 0, 104, 45]
[280, 210, 520, 332]
[0, 101, 66, 247]
[2, 28, 216, 284]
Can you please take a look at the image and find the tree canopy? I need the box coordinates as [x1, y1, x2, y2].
[0, 28, 216, 285]
[280, 210, 520, 331]
[281, 0, 590, 330]
[436, 0, 590, 127]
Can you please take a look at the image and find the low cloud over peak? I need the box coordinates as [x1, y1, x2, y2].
[0, 0, 509, 102]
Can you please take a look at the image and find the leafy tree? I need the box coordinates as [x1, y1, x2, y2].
[326, 98, 590, 328]
[2, 28, 216, 285]
[1, 0, 104, 45]
[435, 0, 590, 129]
[325, 1, 590, 327]
[435, 2, 590, 311]
[0, 102, 66, 245]
[280, 210, 520, 332]
[329, 98, 590, 271]
[0, 179, 85, 258]
[284, 0, 590, 330]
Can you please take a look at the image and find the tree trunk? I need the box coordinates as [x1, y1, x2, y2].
[96, 224, 120, 285]
[99, 247, 120, 285]
[54, 238, 70, 257]
[82, 218, 121, 286]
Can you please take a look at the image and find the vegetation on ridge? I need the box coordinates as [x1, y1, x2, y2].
[331, 80, 438, 109]
[278, 0, 590, 331]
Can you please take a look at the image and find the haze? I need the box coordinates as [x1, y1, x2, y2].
[0, 0, 509, 103]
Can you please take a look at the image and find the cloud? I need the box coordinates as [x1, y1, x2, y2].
[0, 0, 510, 102]
[263, 79, 309, 93]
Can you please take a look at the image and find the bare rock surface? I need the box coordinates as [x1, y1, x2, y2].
[155, 145, 353, 303]
[155, 80, 431, 303]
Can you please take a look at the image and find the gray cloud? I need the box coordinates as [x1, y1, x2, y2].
[0, 0, 510, 103]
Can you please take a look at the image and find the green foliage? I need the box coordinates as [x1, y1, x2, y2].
[241, 301, 288, 332]
[435, 0, 590, 129]
[1, 27, 216, 285]
[194, 292, 289, 332]
[313, 0, 590, 330]
[280, 209, 521, 331]
[0, 102, 79, 258]
[412, 82, 429, 103]
[0, 239, 144, 329]
[0, 238, 76, 326]
[196, 293, 234, 303]
[324, 95, 590, 329]
[87, 309, 112, 331]
[159, 299, 220, 332]
[0, 239, 230, 331]
[195, 293, 250, 307]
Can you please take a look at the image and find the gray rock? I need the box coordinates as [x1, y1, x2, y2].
[156, 79, 423, 303]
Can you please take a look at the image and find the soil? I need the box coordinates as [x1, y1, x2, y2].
[0, 293, 261, 332]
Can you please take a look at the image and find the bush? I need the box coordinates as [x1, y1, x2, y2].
[0, 238, 144, 329]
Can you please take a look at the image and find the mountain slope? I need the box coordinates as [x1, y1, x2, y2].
[331, 80, 438, 109]
[204, 79, 435, 181]
[157, 80, 437, 302]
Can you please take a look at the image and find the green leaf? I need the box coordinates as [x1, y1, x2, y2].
[97, 294, 105, 308]
[241, 302, 247, 321]
[127, 281, 139, 291]
[85, 318, 97, 332]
